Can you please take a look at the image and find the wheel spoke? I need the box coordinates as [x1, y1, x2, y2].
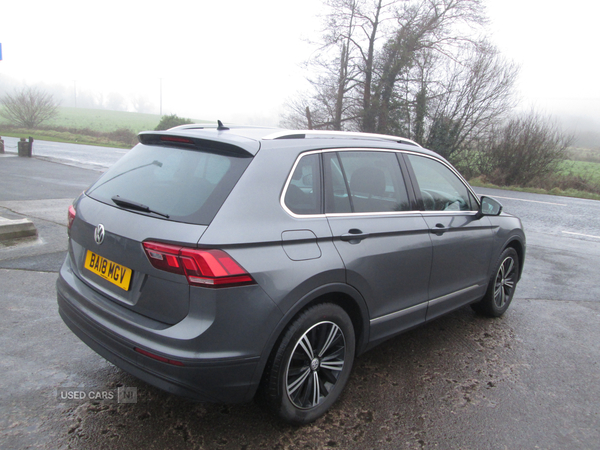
[500, 285, 506, 307]
[298, 335, 314, 360]
[318, 324, 341, 358]
[321, 366, 339, 385]
[504, 258, 515, 277]
[318, 371, 331, 395]
[320, 360, 344, 371]
[287, 367, 311, 396]
[494, 283, 503, 299]
[312, 371, 320, 407]
[299, 370, 314, 406]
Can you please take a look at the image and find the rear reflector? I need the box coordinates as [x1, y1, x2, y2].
[68, 205, 76, 231]
[134, 347, 184, 366]
[143, 241, 255, 288]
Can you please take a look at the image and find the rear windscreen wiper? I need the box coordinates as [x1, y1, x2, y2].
[111, 195, 170, 219]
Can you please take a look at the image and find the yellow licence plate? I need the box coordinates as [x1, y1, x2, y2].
[84, 250, 132, 291]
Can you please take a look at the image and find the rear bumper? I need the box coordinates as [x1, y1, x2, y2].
[56, 257, 282, 403]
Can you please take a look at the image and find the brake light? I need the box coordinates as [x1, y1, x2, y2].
[160, 136, 193, 144]
[68, 205, 76, 230]
[143, 241, 255, 288]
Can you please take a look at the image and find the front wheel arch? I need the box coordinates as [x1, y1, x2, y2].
[472, 246, 520, 317]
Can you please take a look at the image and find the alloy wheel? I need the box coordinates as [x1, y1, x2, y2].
[285, 321, 346, 409]
[494, 256, 516, 308]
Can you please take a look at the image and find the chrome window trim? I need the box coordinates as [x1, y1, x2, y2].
[280, 150, 324, 219]
[280, 148, 479, 219]
[427, 284, 482, 307]
[370, 301, 428, 324]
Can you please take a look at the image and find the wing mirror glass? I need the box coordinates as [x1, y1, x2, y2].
[478, 196, 503, 217]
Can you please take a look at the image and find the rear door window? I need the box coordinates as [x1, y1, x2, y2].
[324, 151, 411, 214]
[87, 144, 251, 224]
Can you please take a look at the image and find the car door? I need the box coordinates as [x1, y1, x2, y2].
[323, 150, 432, 344]
[403, 153, 495, 320]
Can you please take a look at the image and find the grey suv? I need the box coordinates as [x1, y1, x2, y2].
[57, 124, 525, 424]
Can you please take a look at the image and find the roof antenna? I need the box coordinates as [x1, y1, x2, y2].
[217, 120, 229, 131]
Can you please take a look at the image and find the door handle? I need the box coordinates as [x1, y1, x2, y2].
[430, 223, 449, 234]
[341, 229, 370, 242]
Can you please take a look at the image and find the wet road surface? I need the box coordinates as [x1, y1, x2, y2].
[1, 147, 599, 449]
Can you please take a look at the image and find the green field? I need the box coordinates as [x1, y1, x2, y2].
[559, 159, 600, 186]
[0, 107, 209, 133]
[0, 107, 210, 148]
[469, 158, 600, 201]
[46, 107, 163, 132]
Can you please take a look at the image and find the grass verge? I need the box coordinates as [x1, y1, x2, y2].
[469, 177, 600, 201]
[0, 128, 134, 149]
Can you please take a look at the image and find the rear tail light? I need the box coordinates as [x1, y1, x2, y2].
[143, 241, 255, 288]
[68, 205, 76, 231]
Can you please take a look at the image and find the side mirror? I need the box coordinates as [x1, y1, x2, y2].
[476, 196, 503, 219]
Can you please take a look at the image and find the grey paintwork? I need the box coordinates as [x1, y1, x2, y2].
[56, 126, 526, 404]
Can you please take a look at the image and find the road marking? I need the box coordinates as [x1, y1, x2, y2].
[562, 231, 600, 239]
[489, 195, 567, 207]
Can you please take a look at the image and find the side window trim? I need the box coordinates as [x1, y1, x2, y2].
[283, 148, 456, 218]
[280, 150, 324, 217]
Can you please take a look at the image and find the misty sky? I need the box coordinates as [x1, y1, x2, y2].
[1, 0, 599, 128]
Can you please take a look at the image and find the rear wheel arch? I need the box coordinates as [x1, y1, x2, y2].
[250, 284, 370, 399]
[259, 302, 356, 423]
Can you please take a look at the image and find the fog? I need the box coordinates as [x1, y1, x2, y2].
[1, 0, 599, 145]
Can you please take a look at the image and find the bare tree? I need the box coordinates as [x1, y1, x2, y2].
[284, 0, 493, 135]
[424, 41, 519, 159]
[0, 87, 60, 128]
[282, 0, 367, 130]
[371, 0, 487, 134]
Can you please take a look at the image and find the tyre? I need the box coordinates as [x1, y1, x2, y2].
[472, 247, 520, 317]
[260, 303, 355, 424]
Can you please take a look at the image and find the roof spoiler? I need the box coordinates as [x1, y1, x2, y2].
[137, 131, 258, 157]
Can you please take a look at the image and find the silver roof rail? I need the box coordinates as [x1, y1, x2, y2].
[262, 130, 421, 147]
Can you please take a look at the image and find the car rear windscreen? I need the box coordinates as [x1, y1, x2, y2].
[86, 144, 251, 224]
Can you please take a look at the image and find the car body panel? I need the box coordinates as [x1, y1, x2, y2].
[56, 125, 526, 405]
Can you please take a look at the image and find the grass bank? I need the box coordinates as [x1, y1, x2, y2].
[0, 127, 134, 148]
[469, 176, 600, 201]
[0, 107, 208, 148]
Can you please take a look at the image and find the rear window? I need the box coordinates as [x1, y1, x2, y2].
[86, 144, 251, 224]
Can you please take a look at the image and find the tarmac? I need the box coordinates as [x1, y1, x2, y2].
[2, 140, 600, 449]
[0, 152, 37, 241]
